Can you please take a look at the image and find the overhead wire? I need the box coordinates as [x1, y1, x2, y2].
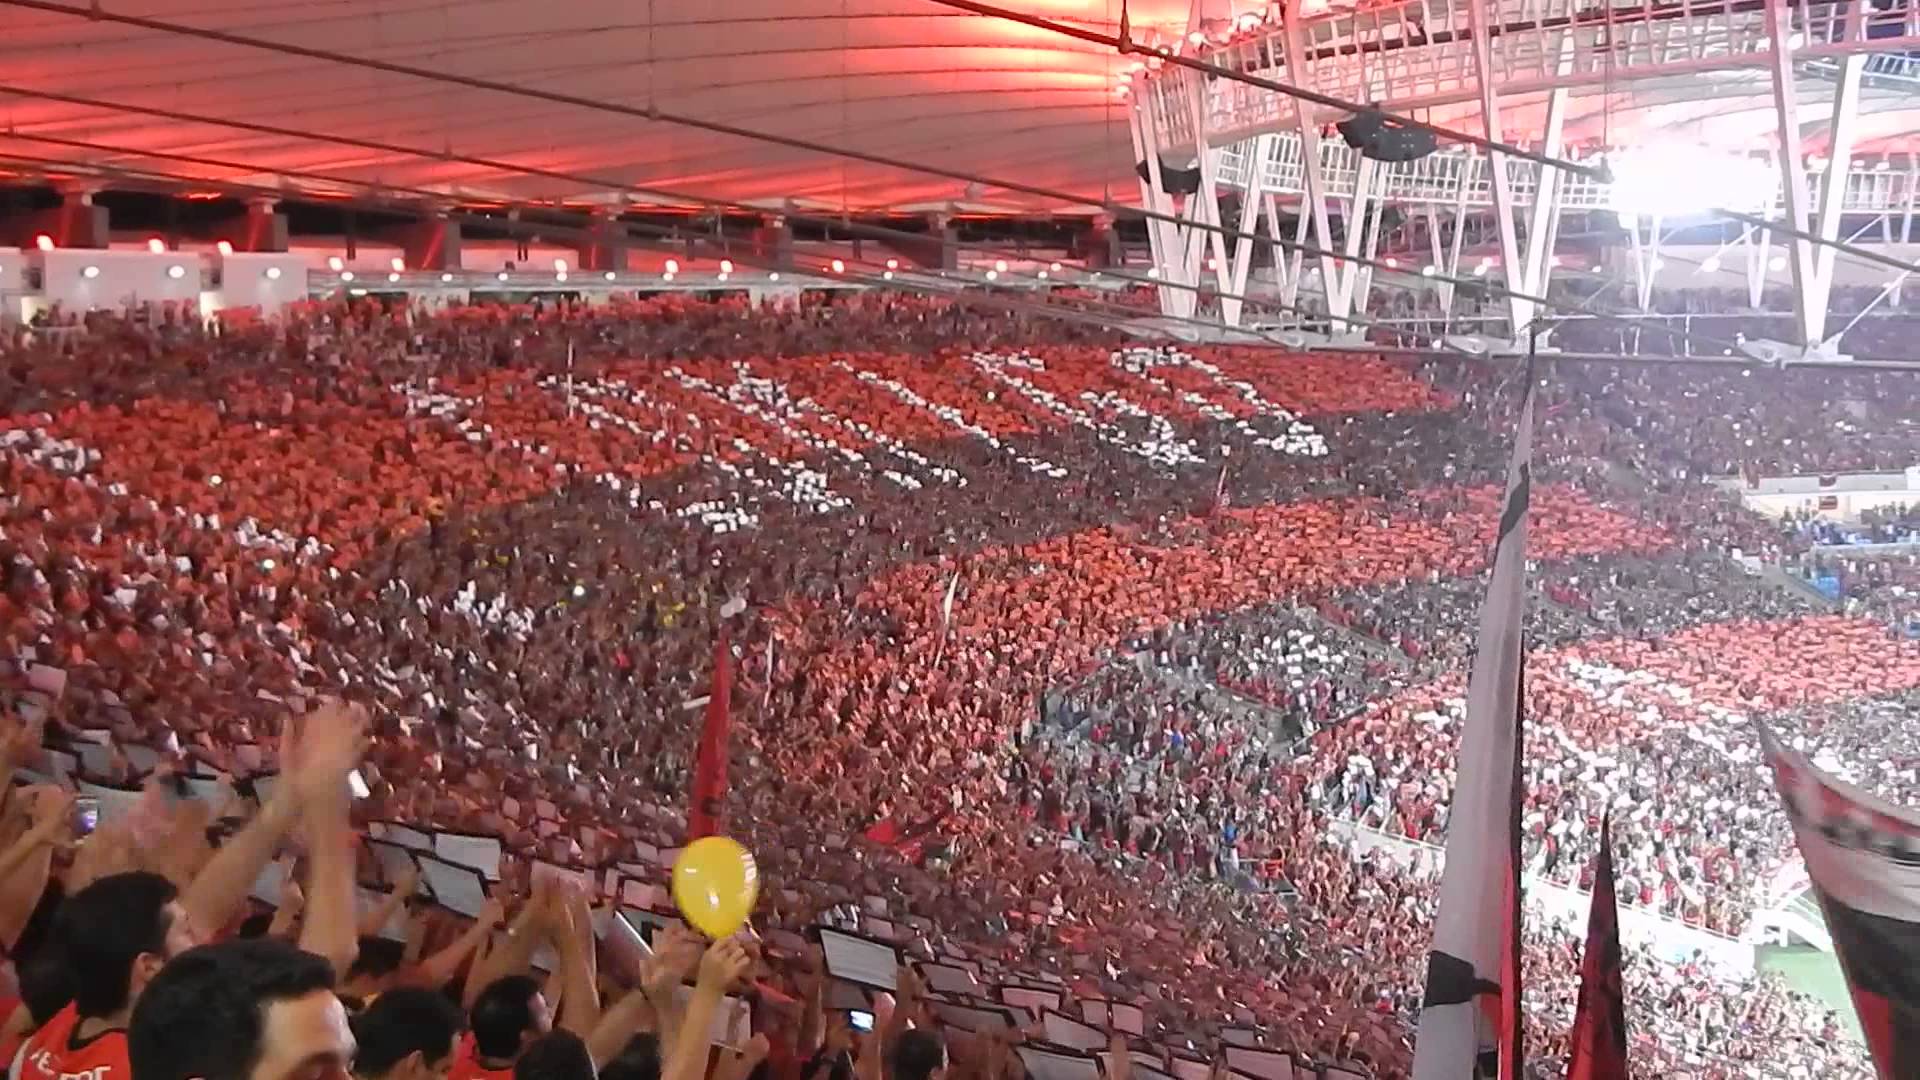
[0, 89, 1807, 369]
[0, 82, 1711, 350]
[918, 0, 1603, 178]
[0, 0, 1595, 251]
[9, 141, 1917, 371]
[1, 1, 1910, 361]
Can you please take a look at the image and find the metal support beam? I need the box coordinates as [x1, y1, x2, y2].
[1223, 135, 1276, 326]
[1628, 213, 1666, 311]
[1808, 54, 1866, 339]
[1184, 74, 1237, 318]
[1281, 15, 1361, 327]
[1514, 33, 1576, 331]
[1127, 87, 1187, 318]
[1467, 0, 1528, 339]
[1744, 225, 1771, 309]
[1763, 0, 1826, 345]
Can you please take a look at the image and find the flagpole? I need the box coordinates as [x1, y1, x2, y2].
[565, 338, 576, 418]
[1412, 329, 1538, 1080]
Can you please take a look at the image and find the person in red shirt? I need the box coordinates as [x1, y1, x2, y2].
[450, 977, 551, 1080]
[11, 872, 200, 1080]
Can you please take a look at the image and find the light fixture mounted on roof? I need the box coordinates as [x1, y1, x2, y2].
[1336, 106, 1437, 163]
[1136, 157, 1201, 197]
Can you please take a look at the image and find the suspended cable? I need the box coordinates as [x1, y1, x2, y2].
[918, 0, 1603, 179]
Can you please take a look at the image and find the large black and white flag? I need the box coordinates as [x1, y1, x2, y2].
[1412, 370, 1534, 1080]
[1762, 728, 1920, 1080]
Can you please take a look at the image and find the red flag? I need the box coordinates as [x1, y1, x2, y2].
[688, 629, 732, 840]
[1762, 728, 1920, 1080]
[1567, 816, 1630, 1080]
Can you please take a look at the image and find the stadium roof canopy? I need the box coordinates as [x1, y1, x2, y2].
[5, 0, 1920, 216]
[0, 0, 1208, 215]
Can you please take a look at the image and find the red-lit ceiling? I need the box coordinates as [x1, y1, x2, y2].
[0, 0, 1195, 213]
[6, 0, 1920, 215]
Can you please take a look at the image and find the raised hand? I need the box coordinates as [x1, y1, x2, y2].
[474, 895, 506, 930]
[696, 936, 754, 994]
[647, 923, 705, 993]
[23, 786, 73, 845]
[288, 697, 369, 803]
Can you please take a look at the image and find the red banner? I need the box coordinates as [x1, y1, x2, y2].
[1567, 816, 1630, 1080]
[687, 630, 732, 840]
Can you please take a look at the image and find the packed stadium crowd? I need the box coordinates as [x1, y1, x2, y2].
[0, 288, 1913, 1080]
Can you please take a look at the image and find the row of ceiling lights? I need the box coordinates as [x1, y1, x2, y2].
[316, 255, 1080, 284]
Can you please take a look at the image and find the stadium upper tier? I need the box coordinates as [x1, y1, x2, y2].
[1139, 0, 1920, 156]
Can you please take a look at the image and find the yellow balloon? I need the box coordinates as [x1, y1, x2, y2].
[672, 836, 759, 940]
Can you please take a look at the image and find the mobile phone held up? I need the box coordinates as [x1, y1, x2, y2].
[847, 1010, 875, 1033]
[73, 796, 100, 837]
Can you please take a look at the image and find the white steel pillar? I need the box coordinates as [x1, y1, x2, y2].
[1280, 15, 1361, 324]
[1467, 0, 1528, 339]
[1516, 35, 1576, 327]
[1744, 225, 1772, 309]
[1183, 76, 1239, 321]
[1349, 171, 1389, 322]
[1628, 213, 1666, 311]
[1808, 55, 1866, 343]
[1223, 134, 1278, 326]
[1762, 0, 1859, 346]
[1127, 81, 1188, 318]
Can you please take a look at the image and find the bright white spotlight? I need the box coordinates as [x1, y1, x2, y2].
[1037, 270, 1048, 280]
[768, 272, 780, 281]
[497, 270, 509, 281]
[556, 271, 568, 282]
[391, 257, 406, 273]
[215, 240, 234, 256]
[265, 267, 283, 281]
[388, 272, 401, 283]
[327, 256, 344, 272]
[1049, 262, 1062, 272]
[1700, 255, 1723, 273]
[1384, 257, 1399, 269]
[166, 265, 186, 280]
[663, 271, 675, 282]
[1146, 267, 1160, 279]
[719, 259, 733, 274]
[830, 259, 845, 274]
[885, 258, 899, 270]
[441, 272, 455, 283]
[985, 269, 998, 281]
[340, 270, 355, 281]
[664, 258, 680, 274]
[1608, 146, 1775, 216]
[1421, 265, 1437, 277]
[1471, 264, 1488, 276]
[81, 265, 100, 280]
[604, 270, 616, 281]
[882, 271, 894, 280]
[33, 234, 54, 252]
[993, 259, 1008, 273]
[1769, 255, 1787, 271]
[147, 237, 166, 254]
[553, 258, 568, 273]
